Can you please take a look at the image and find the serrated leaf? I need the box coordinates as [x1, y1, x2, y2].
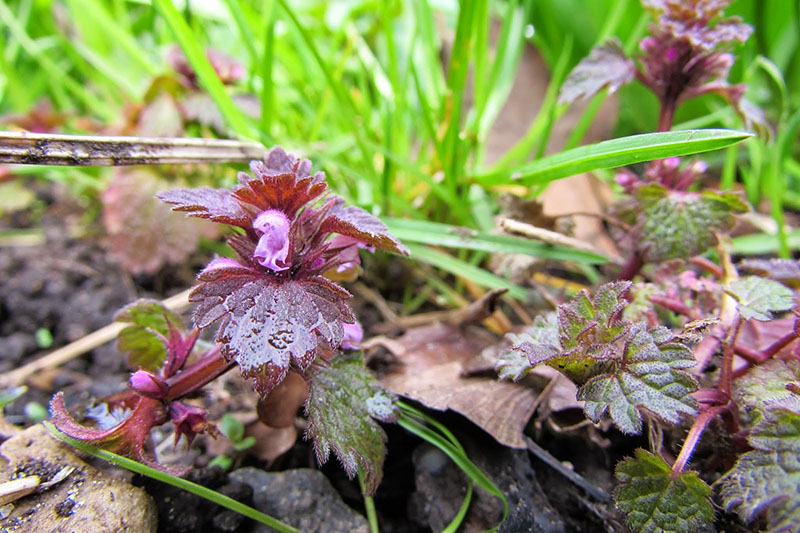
[321, 198, 409, 256]
[115, 299, 182, 371]
[615, 449, 714, 533]
[559, 39, 635, 105]
[558, 281, 631, 360]
[578, 323, 698, 434]
[305, 351, 399, 495]
[736, 359, 800, 423]
[497, 313, 560, 381]
[717, 408, 800, 532]
[190, 259, 355, 396]
[638, 186, 749, 262]
[725, 276, 796, 321]
[157, 186, 250, 228]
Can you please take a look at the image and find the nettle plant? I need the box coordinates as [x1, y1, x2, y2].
[51, 147, 409, 494]
[497, 1, 800, 531]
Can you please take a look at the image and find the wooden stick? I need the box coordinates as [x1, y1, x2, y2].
[0, 289, 193, 388]
[0, 131, 267, 166]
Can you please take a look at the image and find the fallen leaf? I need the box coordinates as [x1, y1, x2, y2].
[378, 322, 537, 448]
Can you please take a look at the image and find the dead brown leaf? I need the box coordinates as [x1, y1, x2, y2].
[376, 322, 537, 448]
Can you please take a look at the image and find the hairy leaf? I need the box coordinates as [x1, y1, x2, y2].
[739, 259, 800, 289]
[615, 449, 714, 533]
[559, 39, 635, 105]
[637, 185, 749, 262]
[497, 313, 560, 381]
[725, 276, 796, 321]
[156, 186, 250, 228]
[115, 299, 182, 371]
[736, 360, 800, 423]
[190, 259, 355, 396]
[305, 351, 399, 495]
[717, 408, 800, 532]
[578, 323, 698, 434]
[321, 198, 409, 256]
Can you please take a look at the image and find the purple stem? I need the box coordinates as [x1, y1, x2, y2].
[672, 404, 729, 473]
[164, 345, 235, 400]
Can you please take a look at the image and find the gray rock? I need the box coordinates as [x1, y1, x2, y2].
[229, 467, 369, 533]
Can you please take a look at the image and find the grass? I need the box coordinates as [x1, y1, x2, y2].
[0, 0, 796, 299]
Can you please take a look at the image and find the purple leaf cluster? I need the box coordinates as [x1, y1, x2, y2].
[159, 147, 408, 396]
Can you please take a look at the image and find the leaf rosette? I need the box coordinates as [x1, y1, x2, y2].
[159, 147, 408, 396]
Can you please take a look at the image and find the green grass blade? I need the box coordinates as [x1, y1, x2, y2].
[406, 244, 529, 300]
[384, 218, 609, 264]
[475, 129, 753, 187]
[44, 422, 301, 533]
[398, 405, 508, 532]
[153, 0, 258, 140]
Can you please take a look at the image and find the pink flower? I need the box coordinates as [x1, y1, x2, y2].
[129, 370, 169, 399]
[253, 209, 291, 271]
[341, 321, 363, 350]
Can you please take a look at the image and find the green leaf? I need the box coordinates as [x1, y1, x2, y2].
[735, 359, 800, 423]
[578, 323, 698, 434]
[115, 299, 182, 371]
[219, 413, 245, 443]
[615, 449, 714, 533]
[725, 276, 796, 321]
[305, 352, 399, 496]
[473, 129, 753, 187]
[497, 312, 560, 381]
[717, 408, 800, 532]
[638, 186, 749, 262]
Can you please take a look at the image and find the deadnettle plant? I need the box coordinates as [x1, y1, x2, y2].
[51, 147, 407, 490]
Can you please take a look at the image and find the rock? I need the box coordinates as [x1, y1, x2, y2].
[0, 424, 157, 532]
[409, 439, 565, 533]
[229, 467, 369, 533]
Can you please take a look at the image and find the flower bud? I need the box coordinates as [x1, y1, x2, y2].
[129, 370, 169, 399]
[341, 321, 363, 350]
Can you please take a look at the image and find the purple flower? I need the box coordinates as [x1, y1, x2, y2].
[253, 209, 291, 271]
[129, 369, 169, 399]
[341, 321, 364, 350]
[169, 402, 211, 447]
[159, 147, 408, 396]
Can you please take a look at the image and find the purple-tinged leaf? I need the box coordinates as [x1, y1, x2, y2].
[497, 313, 561, 381]
[321, 198, 410, 256]
[157, 186, 250, 228]
[305, 351, 399, 496]
[739, 259, 800, 289]
[717, 407, 800, 532]
[615, 448, 713, 533]
[49, 392, 186, 474]
[190, 263, 355, 396]
[578, 322, 698, 434]
[559, 40, 636, 105]
[115, 299, 183, 371]
[725, 276, 795, 321]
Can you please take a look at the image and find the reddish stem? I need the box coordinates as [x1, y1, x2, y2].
[689, 257, 724, 279]
[657, 96, 677, 132]
[672, 404, 729, 473]
[618, 251, 645, 281]
[165, 346, 235, 400]
[649, 295, 698, 319]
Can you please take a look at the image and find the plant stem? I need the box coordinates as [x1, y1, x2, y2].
[719, 316, 742, 397]
[618, 251, 645, 281]
[649, 295, 698, 319]
[672, 404, 728, 473]
[359, 473, 380, 533]
[165, 346, 235, 400]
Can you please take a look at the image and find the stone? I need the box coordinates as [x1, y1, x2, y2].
[0, 424, 157, 532]
[229, 467, 368, 533]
